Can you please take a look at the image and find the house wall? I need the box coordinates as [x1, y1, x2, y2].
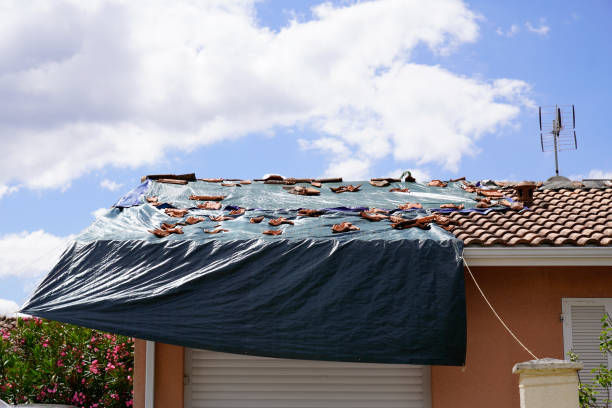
[431, 265, 612, 408]
[133, 340, 184, 408]
[136, 265, 611, 408]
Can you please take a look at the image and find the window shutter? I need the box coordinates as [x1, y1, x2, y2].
[563, 299, 612, 405]
[185, 349, 430, 408]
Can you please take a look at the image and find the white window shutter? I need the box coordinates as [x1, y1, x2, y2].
[184, 348, 431, 408]
[563, 298, 612, 405]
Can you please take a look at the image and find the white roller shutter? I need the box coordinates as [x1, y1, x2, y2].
[562, 298, 612, 405]
[184, 348, 431, 408]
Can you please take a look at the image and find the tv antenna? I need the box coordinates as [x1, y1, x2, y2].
[539, 105, 577, 177]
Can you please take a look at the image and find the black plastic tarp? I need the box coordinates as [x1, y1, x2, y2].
[21, 179, 473, 365]
[22, 237, 466, 365]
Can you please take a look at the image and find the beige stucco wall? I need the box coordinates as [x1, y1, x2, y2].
[431, 265, 612, 408]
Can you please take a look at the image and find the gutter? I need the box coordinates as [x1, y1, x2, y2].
[145, 341, 155, 408]
[463, 246, 612, 266]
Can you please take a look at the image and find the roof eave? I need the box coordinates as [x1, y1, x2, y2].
[463, 246, 612, 266]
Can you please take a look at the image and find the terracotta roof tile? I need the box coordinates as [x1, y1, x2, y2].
[508, 224, 523, 234]
[508, 236, 529, 246]
[451, 187, 612, 247]
[463, 237, 482, 246]
[484, 236, 505, 246]
[577, 236, 598, 246]
[593, 224, 606, 233]
[554, 236, 573, 245]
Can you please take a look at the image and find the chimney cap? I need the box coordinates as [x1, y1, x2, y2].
[513, 181, 537, 205]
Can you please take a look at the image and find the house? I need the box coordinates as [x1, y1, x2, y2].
[21, 175, 612, 408]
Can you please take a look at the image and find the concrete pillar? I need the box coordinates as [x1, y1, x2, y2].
[512, 358, 584, 408]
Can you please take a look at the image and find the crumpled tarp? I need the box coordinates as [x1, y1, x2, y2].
[113, 179, 151, 208]
[22, 179, 469, 365]
[80, 180, 497, 243]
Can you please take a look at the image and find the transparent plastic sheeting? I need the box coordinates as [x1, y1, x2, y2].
[80, 180, 485, 243]
[22, 180, 468, 365]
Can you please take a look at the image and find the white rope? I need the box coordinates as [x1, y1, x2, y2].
[463, 252, 539, 360]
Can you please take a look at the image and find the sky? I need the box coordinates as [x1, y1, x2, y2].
[1, 0, 611, 314]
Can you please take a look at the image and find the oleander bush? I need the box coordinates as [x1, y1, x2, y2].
[0, 317, 133, 407]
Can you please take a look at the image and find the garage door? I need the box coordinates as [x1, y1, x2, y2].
[184, 349, 431, 408]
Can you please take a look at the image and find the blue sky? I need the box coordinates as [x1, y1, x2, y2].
[0, 0, 611, 312]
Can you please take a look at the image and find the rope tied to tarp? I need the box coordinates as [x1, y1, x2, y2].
[462, 252, 539, 360]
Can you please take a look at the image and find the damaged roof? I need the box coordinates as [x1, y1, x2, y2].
[97, 173, 611, 247]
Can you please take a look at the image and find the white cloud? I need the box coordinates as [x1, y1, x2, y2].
[0, 230, 74, 279]
[525, 21, 550, 36]
[298, 138, 350, 156]
[0, 0, 532, 187]
[587, 170, 612, 180]
[92, 207, 109, 218]
[496, 24, 519, 37]
[0, 298, 20, 317]
[100, 179, 123, 192]
[569, 170, 612, 181]
[324, 158, 372, 181]
[0, 184, 18, 199]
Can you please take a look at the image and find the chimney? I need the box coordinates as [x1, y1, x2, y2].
[513, 181, 537, 207]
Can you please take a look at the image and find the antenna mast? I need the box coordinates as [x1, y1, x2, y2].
[539, 105, 577, 177]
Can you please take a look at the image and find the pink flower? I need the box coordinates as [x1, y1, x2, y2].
[89, 359, 99, 374]
[126, 400, 133, 407]
[57, 359, 64, 367]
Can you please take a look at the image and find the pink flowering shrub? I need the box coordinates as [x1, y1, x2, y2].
[0, 317, 133, 407]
